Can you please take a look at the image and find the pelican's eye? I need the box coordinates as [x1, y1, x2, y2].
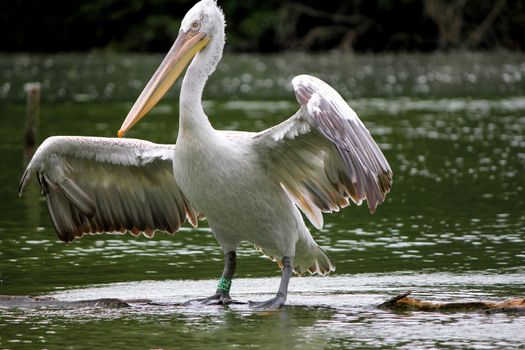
[191, 20, 201, 32]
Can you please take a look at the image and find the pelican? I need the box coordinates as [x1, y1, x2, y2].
[19, 0, 392, 308]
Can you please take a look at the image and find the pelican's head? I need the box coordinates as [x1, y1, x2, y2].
[118, 0, 224, 137]
[181, 0, 225, 39]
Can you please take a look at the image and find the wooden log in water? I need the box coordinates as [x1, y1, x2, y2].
[23, 82, 41, 161]
[379, 291, 525, 313]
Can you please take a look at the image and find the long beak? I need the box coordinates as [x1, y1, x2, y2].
[118, 31, 210, 138]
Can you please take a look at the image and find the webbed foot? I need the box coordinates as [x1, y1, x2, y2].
[184, 291, 246, 306]
[184, 292, 233, 306]
[249, 293, 286, 309]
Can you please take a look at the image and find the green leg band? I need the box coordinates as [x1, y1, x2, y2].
[217, 277, 232, 293]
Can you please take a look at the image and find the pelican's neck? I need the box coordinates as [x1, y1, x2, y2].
[179, 31, 224, 137]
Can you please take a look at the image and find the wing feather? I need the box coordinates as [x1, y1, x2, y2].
[254, 75, 392, 228]
[19, 136, 197, 242]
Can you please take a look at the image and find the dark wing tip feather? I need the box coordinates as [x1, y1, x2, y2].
[60, 178, 97, 217]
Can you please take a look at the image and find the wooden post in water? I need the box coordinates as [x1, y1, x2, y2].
[23, 82, 41, 162]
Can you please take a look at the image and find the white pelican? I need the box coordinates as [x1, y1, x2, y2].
[19, 0, 392, 308]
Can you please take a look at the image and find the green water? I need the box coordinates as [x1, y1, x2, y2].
[0, 53, 524, 349]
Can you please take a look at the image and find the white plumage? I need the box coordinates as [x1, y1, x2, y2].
[20, 0, 392, 308]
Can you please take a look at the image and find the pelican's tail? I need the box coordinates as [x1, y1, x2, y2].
[255, 243, 335, 276]
[295, 244, 335, 276]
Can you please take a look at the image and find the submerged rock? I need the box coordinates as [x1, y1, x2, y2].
[0, 295, 132, 309]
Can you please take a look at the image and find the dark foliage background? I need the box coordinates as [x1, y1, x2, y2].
[2, 0, 524, 52]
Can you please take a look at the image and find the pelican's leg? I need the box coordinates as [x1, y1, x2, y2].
[249, 256, 292, 309]
[184, 251, 239, 305]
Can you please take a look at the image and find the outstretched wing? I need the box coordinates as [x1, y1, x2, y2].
[19, 136, 198, 242]
[253, 75, 392, 229]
